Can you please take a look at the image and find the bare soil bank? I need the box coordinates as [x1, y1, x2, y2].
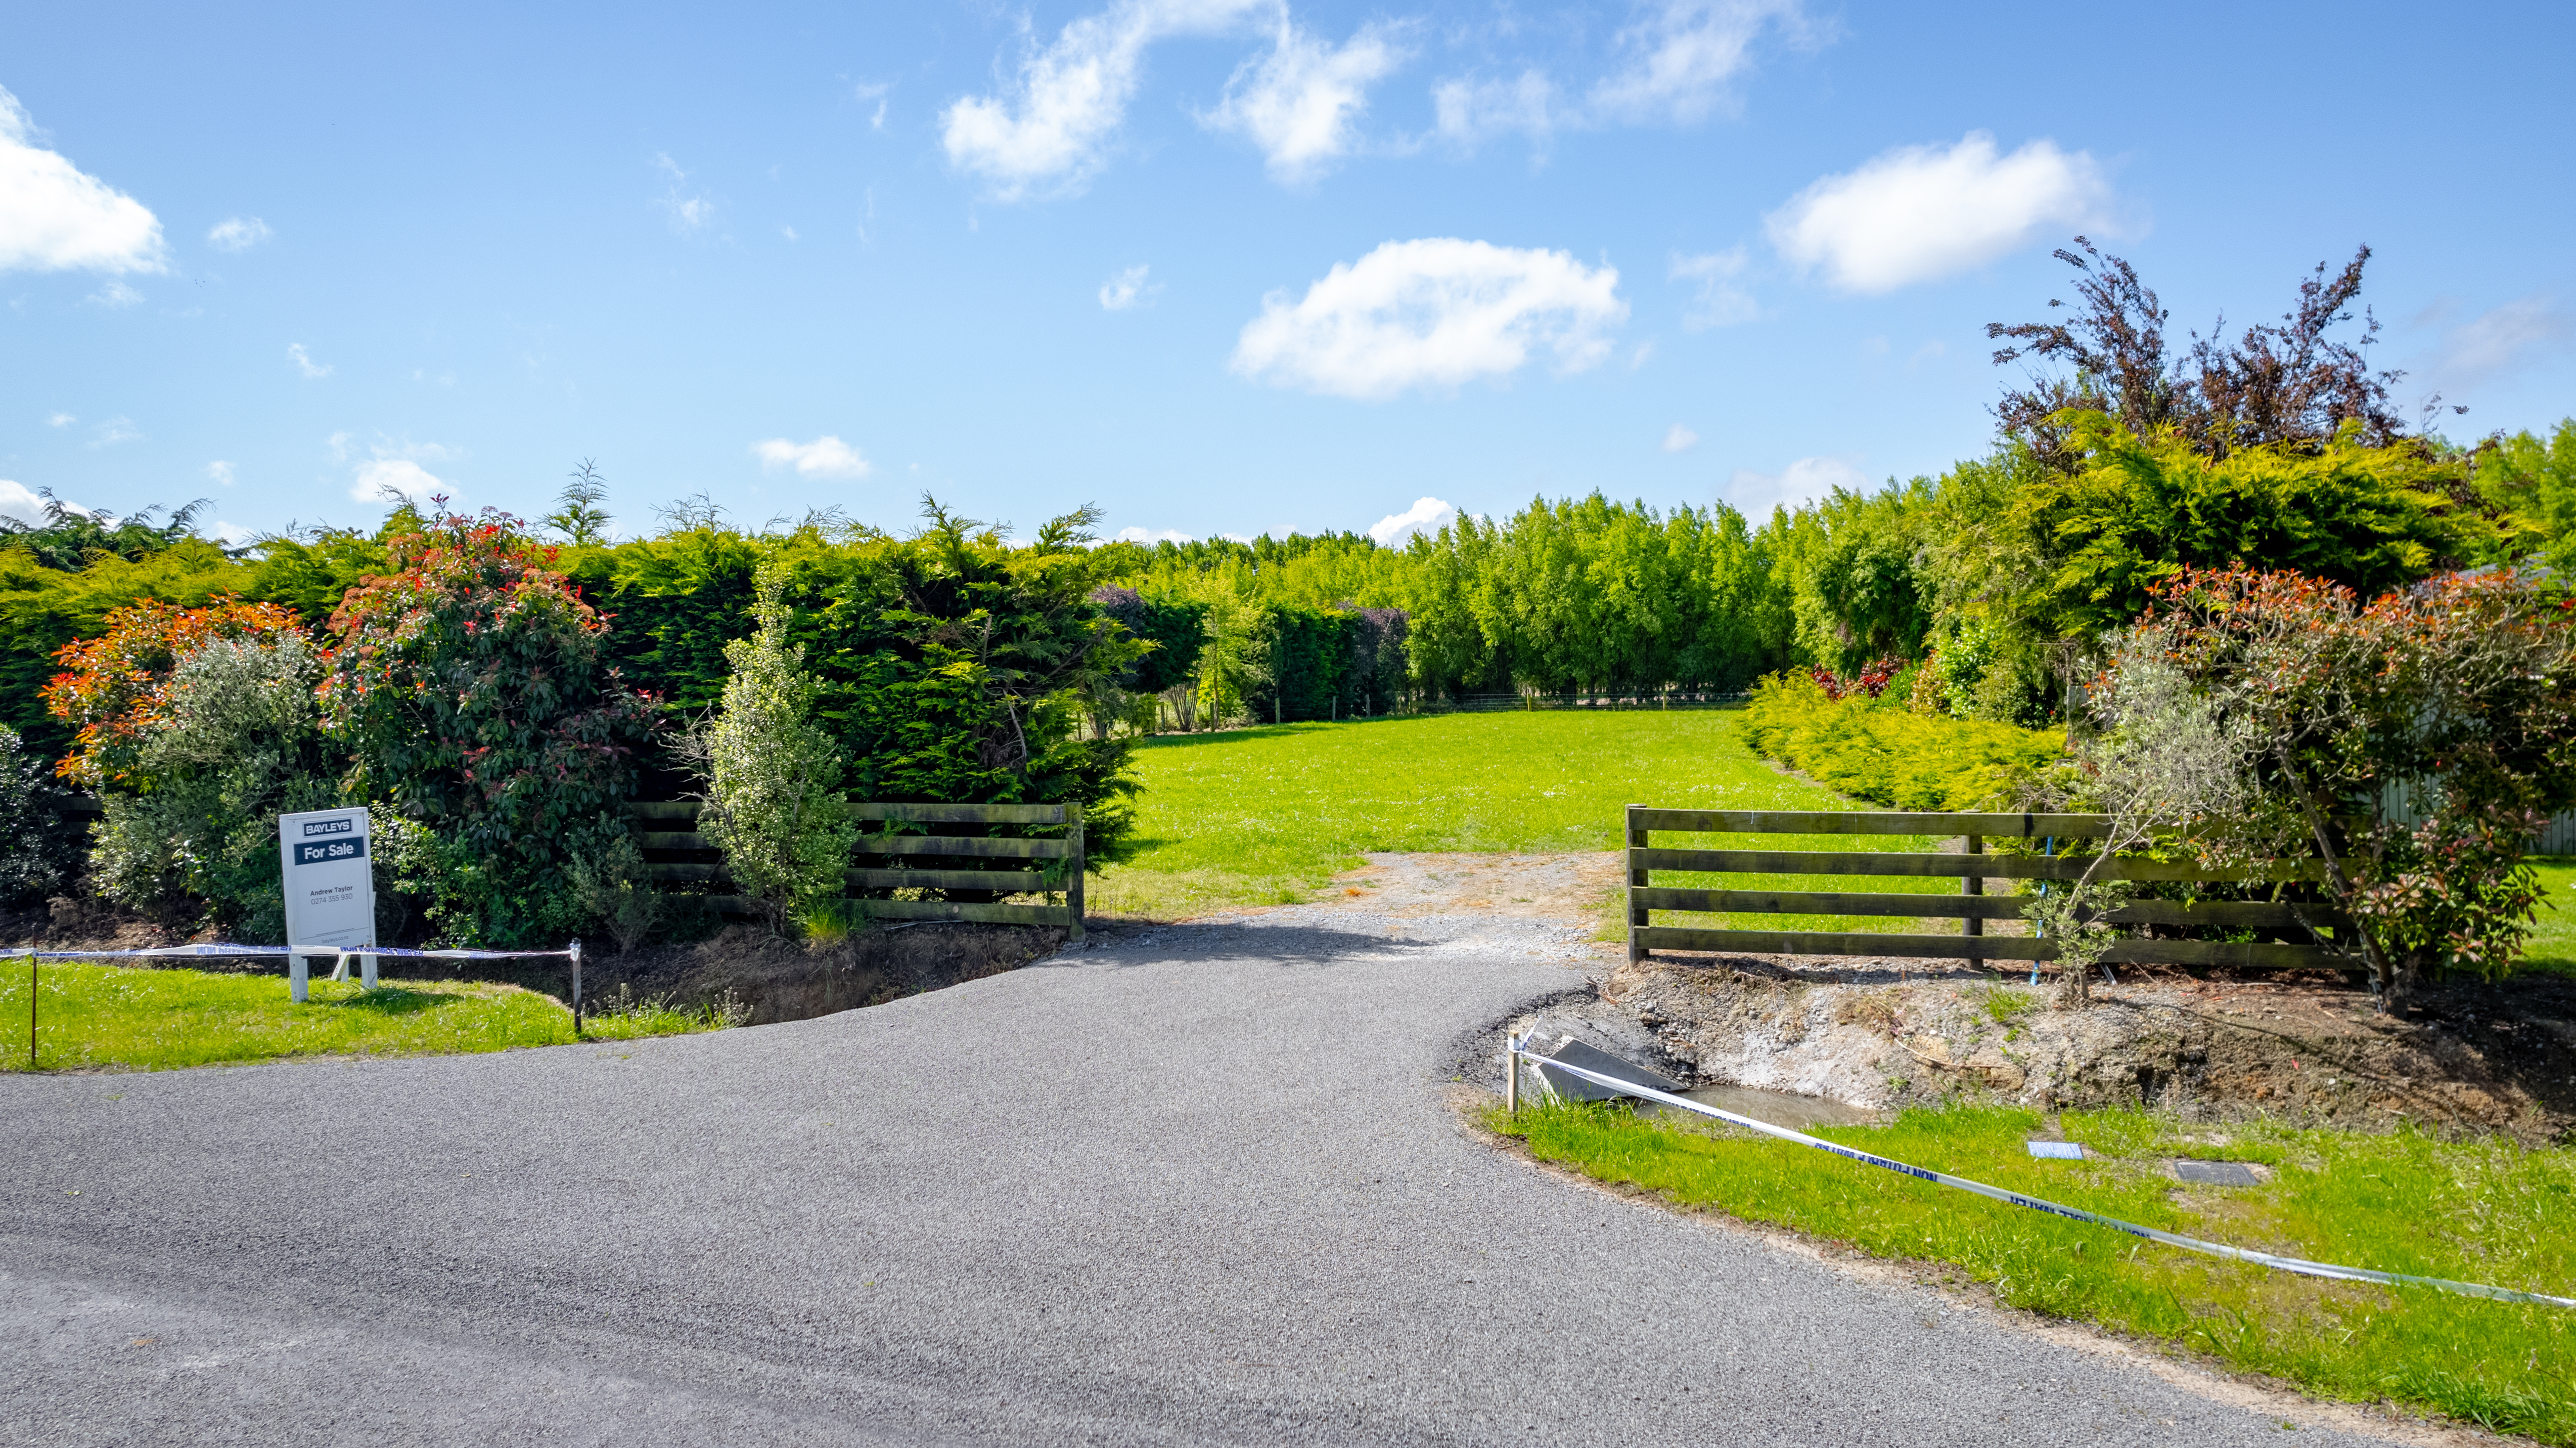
[1521, 954, 2576, 1145]
[1248, 852, 2576, 1145]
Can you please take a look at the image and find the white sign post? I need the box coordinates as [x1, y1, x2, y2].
[278, 806, 377, 1001]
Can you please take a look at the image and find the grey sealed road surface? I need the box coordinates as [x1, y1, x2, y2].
[4, 916, 2388, 1445]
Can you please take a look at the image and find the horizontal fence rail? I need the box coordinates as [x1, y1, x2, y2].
[628, 800, 1083, 941]
[1624, 806, 2345, 972]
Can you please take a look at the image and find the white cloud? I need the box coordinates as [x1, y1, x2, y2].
[206, 460, 235, 487]
[1204, 19, 1405, 184]
[206, 216, 271, 252]
[753, 435, 873, 479]
[1099, 264, 1157, 310]
[1724, 454, 1868, 515]
[654, 153, 713, 232]
[1114, 525, 1195, 543]
[940, 0, 1266, 200]
[1590, 0, 1817, 125]
[87, 279, 143, 307]
[344, 437, 462, 504]
[1232, 237, 1628, 401]
[45, 411, 72, 427]
[1766, 132, 2112, 294]
[211, 520, 256, 547]
[352, 458, 448, 506]
[1662, 424, 1699, 453]
[0, 479, 48, 525]
[287, 342, 331, 378]
[1669, 247, 1756, 329]
[0, 85, 166, 275]
[1368, 496, 1458, 547]
[2428, 293, 2573, 392]
[1430, 70, 1557, 149]
[88, 416, 138, 448]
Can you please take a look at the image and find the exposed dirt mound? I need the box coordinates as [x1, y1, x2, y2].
[1520, 952, 2576, 1145]
[591, 923, 1066, 1024]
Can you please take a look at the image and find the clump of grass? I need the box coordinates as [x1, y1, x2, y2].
[580, 982, 746, 1038]
[1493, 1098, 2576, 1442]
[1976, 984, 2039, 1025]
[0, 960, 729, 1072]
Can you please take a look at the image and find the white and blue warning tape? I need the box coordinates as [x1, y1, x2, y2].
[1508, 1040, 2576, 1310]
[12, 942, 575, 960]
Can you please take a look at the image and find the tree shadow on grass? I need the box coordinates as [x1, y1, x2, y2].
[324, 987, 461, 1017]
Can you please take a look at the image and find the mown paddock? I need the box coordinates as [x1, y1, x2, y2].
[1627, 807, 2346, 971]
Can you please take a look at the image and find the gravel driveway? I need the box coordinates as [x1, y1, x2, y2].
[1, 913, 2406, 1445]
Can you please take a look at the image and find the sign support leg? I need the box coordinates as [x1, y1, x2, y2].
[290, 953, 309, 1003]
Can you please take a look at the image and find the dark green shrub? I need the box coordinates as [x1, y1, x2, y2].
[324, 508, 656, 946]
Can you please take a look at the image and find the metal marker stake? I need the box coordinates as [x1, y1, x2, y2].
[289, 950, 309, 1003]
[25, 950, 34, 1071]
[569, 938, 583, 1035]
[1504, 1033, 1519, 1113]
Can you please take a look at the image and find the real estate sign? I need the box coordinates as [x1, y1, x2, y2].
[278, 806, 377, 953]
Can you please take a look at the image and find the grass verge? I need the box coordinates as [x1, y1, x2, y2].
[0, 961, 732, 1072]
[1493, 1098, 2576, 1441]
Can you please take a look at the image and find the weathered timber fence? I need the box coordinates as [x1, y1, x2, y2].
[1623, 807, 2344, 972]
[628, 801, 1084, 942]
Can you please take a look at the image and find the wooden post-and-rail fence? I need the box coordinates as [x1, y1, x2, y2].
[629, 800, 1085, 942]
[1624, 808, 2347, 972]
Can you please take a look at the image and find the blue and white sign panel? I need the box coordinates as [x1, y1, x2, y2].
[278, 807, 376, 983]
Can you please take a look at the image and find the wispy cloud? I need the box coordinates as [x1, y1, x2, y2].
[2425, 293, 2573, 394]
[752, 435, 873, 479]
[1766, 133, 2113, 294]
[1232, 238, 1628, 400]
[1367, 496, 1457, 546]
[87, 280, 143, 307]
[1430, 70, 1558, 150]
[45, 411, 73, 427]
[1589, 0, 1822, 125]
[1669, 247, 1757, 329]
[206, 460, 235, 487]
[654, 152, 715, 232]
[1114, 524, 1195, 543]
[206, 216, 272, 252]
[1100, 264, 1158, 310]
[1662, 424, 1699, 453]
[88, 416, 139, 448]
[288, 342, 332, 378]
[1203, 18, 1407, 184]
[1724, 454, 1867, 514]
[940, 0, 1268, 200]
[0, 84, 166, 275]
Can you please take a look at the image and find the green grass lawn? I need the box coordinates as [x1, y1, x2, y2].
[1498, 1099, 2576, 1442]
[0, 960, 729, 1072]
[1093, 709, 1992, 930]
[2520, 859, 2576, 979]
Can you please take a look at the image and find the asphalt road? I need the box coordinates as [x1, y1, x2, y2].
[2, 915, 2395, 1446]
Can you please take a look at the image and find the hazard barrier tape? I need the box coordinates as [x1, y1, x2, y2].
[12, 943, 574, 960]
[1508, 1039, 2576, 1310]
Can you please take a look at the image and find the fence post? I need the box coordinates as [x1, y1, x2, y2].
[1963, 833, 1984, 974]
[1626, 804, 1650, 963]
[1066, 806, 1087, 945]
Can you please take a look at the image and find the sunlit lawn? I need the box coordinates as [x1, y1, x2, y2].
[1499, 1099, 2576, 1442]
[0, 961, 728, 1072]
[1091, 708, 1977, 931]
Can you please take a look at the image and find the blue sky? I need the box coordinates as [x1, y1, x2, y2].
[4, 1, 2571, 549]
